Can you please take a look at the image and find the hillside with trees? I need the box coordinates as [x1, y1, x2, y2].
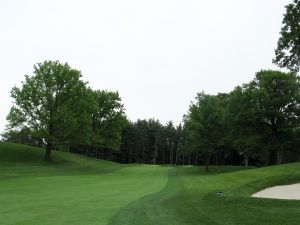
[2, 0, 300, 170]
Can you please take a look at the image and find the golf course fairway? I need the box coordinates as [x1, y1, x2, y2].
[1, 142, 300, 225]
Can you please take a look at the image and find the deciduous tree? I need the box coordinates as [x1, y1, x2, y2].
[274, 0, 300, 72]
[6, 61, 92, 160]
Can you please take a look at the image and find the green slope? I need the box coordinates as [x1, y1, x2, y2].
[1, 142, 300, 225]
[0, 142, 169, 225]
[110, 164, 300, 225]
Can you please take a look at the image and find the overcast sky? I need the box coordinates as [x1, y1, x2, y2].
[0, 0, 290, 133]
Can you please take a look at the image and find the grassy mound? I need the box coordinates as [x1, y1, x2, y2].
[1, 142, 300, 225]
[0, 142, 169, 225]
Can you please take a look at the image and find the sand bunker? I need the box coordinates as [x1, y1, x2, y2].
[252, 183, 300, 200]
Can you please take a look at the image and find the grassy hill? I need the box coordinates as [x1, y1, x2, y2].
[1, 142, 300, 225]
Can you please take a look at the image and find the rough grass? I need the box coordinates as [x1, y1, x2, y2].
[1, 142, 300, 225]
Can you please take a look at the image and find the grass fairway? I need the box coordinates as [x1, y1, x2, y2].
[1, 142, 300, 225]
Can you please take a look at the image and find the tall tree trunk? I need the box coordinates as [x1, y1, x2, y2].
[153, 139, 158, 165]
[130, 149, 132, 164]
[45, 141, 52, 161]
[195, 152, 198, 166]
[244, 154, 249, 167]
[277, 151, 282, 164]
[267, 148, 278, 166]
[269, 122, 278, 165]
[205, 153, 211, 172]
[221, 150, 225, 166]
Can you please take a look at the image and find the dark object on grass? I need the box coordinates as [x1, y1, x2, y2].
[217, 192, 223, 196]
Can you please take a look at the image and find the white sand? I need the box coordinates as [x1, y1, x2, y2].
[252, 183, 300, 200]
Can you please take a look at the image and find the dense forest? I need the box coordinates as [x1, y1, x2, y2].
[2, 0, 300, 170]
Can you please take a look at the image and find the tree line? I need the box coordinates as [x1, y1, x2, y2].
[4, 67, 300, 168]
[184, 70, 300, 170]
[2, 1, 300, 169]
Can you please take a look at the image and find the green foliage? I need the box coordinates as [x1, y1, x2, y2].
[119, 119, 189, 165]
[6, 61, 93, 160]
[274, 0, 300, 72]
[251, 70, 300, 163]
[91, 90, 127, 150]
[120, 119, 163, 164]
[184, 70, 300, 167]
[5, 61, 129, 160]
[227, 84, 266, 165]
[1, 127, 43, 147]
[185, 92, 228, 169]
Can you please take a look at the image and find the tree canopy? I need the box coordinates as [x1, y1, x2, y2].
[5, 61, 126, 161]
[91, 90, 127, 151]
[6, 61, 92, 160]
[183, 70, 300, 168]
[274, 0, 300, 72]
